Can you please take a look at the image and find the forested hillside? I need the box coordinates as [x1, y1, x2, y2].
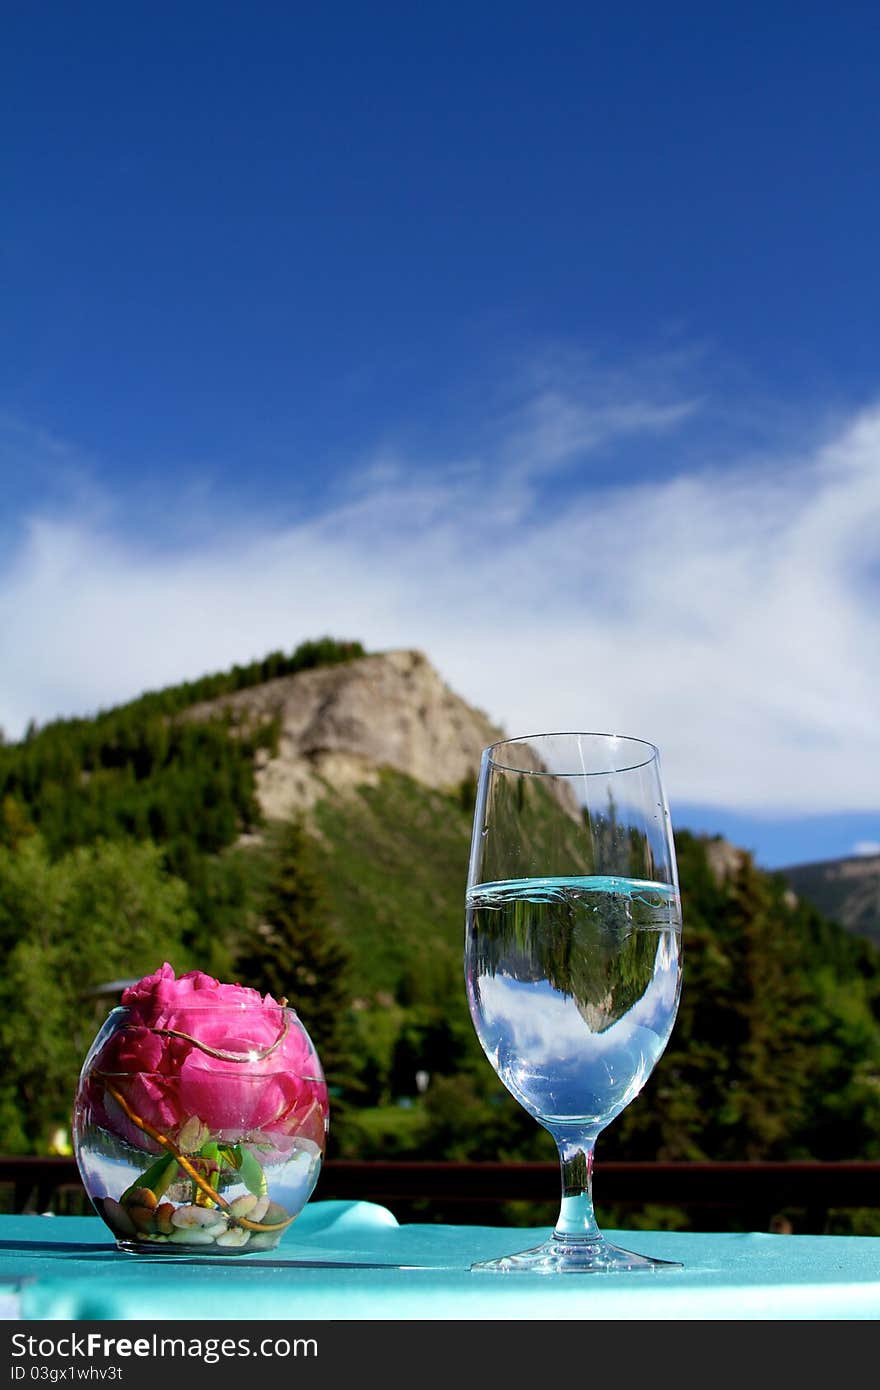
[2, 641, 879, 1205]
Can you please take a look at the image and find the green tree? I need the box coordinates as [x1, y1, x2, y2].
[715, 855, 810, 1156]
[0, 794, 35, 849]
[0, 835, 196, 1151]
[234, 821, 355, 1117]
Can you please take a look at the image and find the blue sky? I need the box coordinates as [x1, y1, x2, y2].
[2, 2, 880, 869]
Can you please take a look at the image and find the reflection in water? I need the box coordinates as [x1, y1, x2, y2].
[466, 876, 682, 1129]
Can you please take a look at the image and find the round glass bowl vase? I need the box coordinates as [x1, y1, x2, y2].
[73, 1001, 329, 1255]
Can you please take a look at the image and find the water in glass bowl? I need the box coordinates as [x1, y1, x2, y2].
[465, 875, 682, 1130]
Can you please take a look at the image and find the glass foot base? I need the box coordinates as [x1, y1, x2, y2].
[471, 1235, 682, 1274]
[115, 1239, 272, 1257]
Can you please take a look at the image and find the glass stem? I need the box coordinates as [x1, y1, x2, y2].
[553, 1133, 601, 1242]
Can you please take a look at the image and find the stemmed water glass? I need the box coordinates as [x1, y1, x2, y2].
[464, 731, 683, 1273]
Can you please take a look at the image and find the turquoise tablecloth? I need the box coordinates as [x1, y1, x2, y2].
[2, 1202, 879, 1320]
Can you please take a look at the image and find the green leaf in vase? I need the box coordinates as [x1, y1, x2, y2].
[237, 1145, 268, 1197]
[122, 1152, 178, 1203]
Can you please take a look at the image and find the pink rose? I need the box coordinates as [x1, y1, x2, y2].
[87, 963, 329, 1151]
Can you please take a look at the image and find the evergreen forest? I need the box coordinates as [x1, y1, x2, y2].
[2, 638, 880, 1232]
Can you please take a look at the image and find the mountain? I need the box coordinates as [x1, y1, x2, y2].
[184, 646, 502, 823]
[779, 853, 880, 951]
[681, 834, 880, 952]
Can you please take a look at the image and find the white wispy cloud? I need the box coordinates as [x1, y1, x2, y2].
[1, 377, 879, 819]
[501, 388, 702, 477]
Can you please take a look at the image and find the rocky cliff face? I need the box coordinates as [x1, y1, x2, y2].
[186, 648, 504, 822]
[781, 852, 880, 950]
[702, 836, 748, 883]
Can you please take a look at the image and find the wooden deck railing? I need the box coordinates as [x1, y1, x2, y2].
[3, 1155, 879, 1231]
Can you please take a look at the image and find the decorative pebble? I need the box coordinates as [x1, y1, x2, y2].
[261, 1201, 290, 1227]
[154, 1202, 176, 1235]
[245, 1230, 282, 1251]
[228, 1193, 258, 1220]
[128, 1204, 157, 1234]
[102, 1198, 136, 1237]
[216, 1226, 251, 1247]
[168, 1226, 217, 1244]
[250, 1195, 270, 1222]
[170, 1204, 228, 1234]
[125, 1186, 158, 1211]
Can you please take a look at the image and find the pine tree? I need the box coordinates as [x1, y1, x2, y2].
[718, 855, 812, 1158]
[234, 820, 354, 1106]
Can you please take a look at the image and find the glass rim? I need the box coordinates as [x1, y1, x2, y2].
[483, 730, 660, 776]
[103, 1001, 295, 1016]
[87, 1066, 315, 1079]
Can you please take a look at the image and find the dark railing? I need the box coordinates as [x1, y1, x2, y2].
[3, 1155, 879, 1232]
